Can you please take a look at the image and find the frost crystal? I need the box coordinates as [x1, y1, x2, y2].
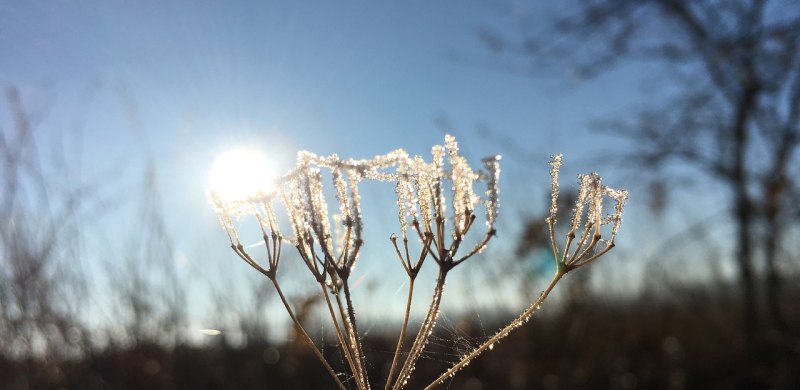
[209, 134, 501, 265]
[605, 187, 629, 243]
[571, 173, 597, 233]
[482, 155, 501, 229]
[548, 154, 562, 224]
[545, 154, 628, 270]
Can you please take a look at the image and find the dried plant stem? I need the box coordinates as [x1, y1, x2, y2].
[569, 227, 591, 260]
[271, 279, 347, 390]
[334, 289, 369, 390]
[343, 282, 371, 390]
[547, 218, 559, 261]
[453, 230, 492, 265]
[384, 278, 416, 390]
[320, 284, 360, 385]
[392, 269, 448, 390]
[573, 244, 614, 269]
[425, 269, 565, 390]
[210, 138, 626, 389]
[560, 233, 576, 265]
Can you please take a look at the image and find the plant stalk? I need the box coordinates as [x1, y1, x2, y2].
[392, 268, 448, 389]
[271, 279, 347, 390]
[385, 278, 415, 389]
[343, 281, 371, 390]
[320, 283, 360, 386]
[424, 269, 565, 390]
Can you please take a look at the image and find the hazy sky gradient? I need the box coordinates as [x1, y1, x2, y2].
[1, 1, 717, 337]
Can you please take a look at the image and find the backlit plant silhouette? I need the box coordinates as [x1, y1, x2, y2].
[208, 136, 627, 389]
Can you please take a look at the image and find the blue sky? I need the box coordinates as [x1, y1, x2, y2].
[1, 1, 724, 337]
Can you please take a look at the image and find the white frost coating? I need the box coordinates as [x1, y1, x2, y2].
[208, 191, 240, 244]
[395, 154, 415, 240]
[263, 201, 281, 237]
[546, 155, 628, 270]
[446, 136, 469, 235]
[590, 174, 603, 229]
[548, 154, 562, 224]
[482, 155, 501, 228]
[604, 187, 629, 242]
[414, 156, 434, 232]
[431, 144, 447, 220]
[208, 134, 502, 269]
[331, 159, 351, 223]
[571, 174, 592, 232]
[396, 181, 409, 240]
[569, 172, 606, 236]
[307, 168, 334, 257]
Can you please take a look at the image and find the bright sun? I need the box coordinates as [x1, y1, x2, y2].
[209, 149, 276, 201]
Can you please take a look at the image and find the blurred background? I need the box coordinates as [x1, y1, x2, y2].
[1, 1, 799, 389]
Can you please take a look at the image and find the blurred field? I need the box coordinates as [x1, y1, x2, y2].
[2, 280, 799, 389]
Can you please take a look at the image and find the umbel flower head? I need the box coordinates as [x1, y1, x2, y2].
[546, 154, 628, 271]
[207, 135, 501, 279]
[206, 138, 626, 390]
[207, 136, 503, 390]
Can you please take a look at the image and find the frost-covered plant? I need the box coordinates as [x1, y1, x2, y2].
[208, 136, 627, 389]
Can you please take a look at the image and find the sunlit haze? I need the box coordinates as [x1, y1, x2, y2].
[209, 149, 276, 201]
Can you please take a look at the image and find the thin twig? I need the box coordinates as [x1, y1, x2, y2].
[392, 268, 448, 390]
[343, 282, 371, 390]
[570, 222, 593, 261]
[385, 277, 416, 390]
[320, 282, 359, 384]
[272, 279, 347, 390]
[425, 269, 565, 390]
[336, 286, 368, 390]
[547, 218, 559, 261]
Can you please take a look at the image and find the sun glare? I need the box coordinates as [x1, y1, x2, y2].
[209, 149, 276, 201]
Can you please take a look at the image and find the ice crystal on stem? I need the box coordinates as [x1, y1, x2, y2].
[546, 158, 628, 271]
[427, 156, 627, 390]
[547, 154, 562, 225]
[482, 155, 501, 229]
[207, 137, 625, 390]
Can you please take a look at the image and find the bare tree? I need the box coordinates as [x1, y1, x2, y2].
[479, 0, 800, 344]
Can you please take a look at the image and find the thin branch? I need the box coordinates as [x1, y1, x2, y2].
[342, 282, 370, 390]
[271, 279, 347, 390]
[319, 282, 359, 384]
[425, 269, 565, 390]
[335, 288, 368, 390]
[392, 268, 448, 390]
[384, 278, 416, 390]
